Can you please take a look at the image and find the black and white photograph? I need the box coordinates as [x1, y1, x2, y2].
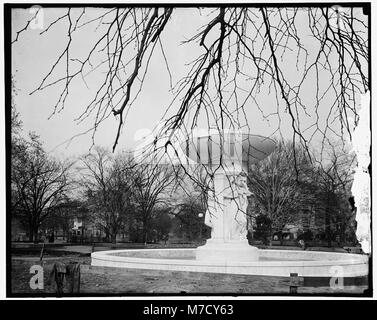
[3, 1, 373, 300]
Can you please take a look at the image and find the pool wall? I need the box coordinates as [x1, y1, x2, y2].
[91, 248, 369, 277]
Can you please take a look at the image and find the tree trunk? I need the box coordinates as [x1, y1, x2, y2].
[110, 233, 117, 244]
[28, 227, 34, 242]
[279, 233, 284, 246]
[142, 218, 148, 245]
[339, 217, 346, 244]
[325, 208, 332, 248]
[128, 219, 133, 242]
[268, 225, 273, 246]
[33, 229, 39, 244]
[104, 229, 110, 242]
[142, 229, 148, 245]
[29, 225, 39, 243]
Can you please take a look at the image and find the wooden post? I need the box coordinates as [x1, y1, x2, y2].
[289, 273, 300, 294]
[67, 263, 81, 294]
[39, 243, 45, 262]
[77, 264, 81, 293]
[50, 262, 66, 296]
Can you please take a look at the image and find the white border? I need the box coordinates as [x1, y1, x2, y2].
[1, 0, 375, 301]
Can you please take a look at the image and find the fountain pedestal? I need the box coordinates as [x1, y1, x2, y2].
[196, 168, 260, 262]
[196, 239, 259, 262]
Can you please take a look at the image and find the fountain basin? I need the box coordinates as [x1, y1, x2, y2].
[182, 129, 276, 168]
[91, 248, 368, 277]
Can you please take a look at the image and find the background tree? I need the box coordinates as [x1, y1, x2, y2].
[132, 162, 177, 244]
[81, 147, 135, 243]
[11, 133, 73, 242]
[148, 208, 172, 243]
[170, 193, 207, 242]
[313, 144, 356, 247]
[10, 77, 26, 218]
[253, 214, 272, 245]
[248, 141, 314, 244]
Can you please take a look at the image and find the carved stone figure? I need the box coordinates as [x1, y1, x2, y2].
[225, 171, 252, 241]
[204, 194, 223, 240]
[204, 171, 252, 242]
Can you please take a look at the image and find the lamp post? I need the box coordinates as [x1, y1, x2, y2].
[198, 213, 204, 243]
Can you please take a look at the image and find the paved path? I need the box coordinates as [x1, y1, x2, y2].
[53, 245, 93, 254]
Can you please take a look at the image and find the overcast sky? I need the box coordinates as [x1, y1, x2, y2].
[11, 6, 366, 160]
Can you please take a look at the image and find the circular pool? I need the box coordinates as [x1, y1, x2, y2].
[91, 248, 368, 277]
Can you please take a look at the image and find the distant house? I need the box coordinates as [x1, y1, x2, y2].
[282, 224, 300, 240]
[11, 218, 28, 241]
[72, 217, 83, 235]
[70, 216, 106, 242]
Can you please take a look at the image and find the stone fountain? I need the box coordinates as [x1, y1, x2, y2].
[91, 128, 368, 278]
[183, 128, 275, 263]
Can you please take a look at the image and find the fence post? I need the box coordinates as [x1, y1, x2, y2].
[39, 243, 45, 262]
[289, 273, 299, 294]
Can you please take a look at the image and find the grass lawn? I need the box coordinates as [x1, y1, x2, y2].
[9, 253, 368, 296]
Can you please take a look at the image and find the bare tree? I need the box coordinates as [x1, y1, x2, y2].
[11, 6, 369, 158]
[247, 141, 315, 244]
[132, 162, 177, 244]
[313, 143, 356, 246]
[10, 78, 26, 217]
[80, 147, 135, 243]
[170, 192, 207, 242]
[11, 133, 73, 242]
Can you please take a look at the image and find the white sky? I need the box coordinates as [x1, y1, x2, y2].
[12, 7, 202, 158]
[11, 6, 366, 160]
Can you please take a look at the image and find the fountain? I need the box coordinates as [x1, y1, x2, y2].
[191, 128, 274, 263]
[91, 128, 368, 278]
